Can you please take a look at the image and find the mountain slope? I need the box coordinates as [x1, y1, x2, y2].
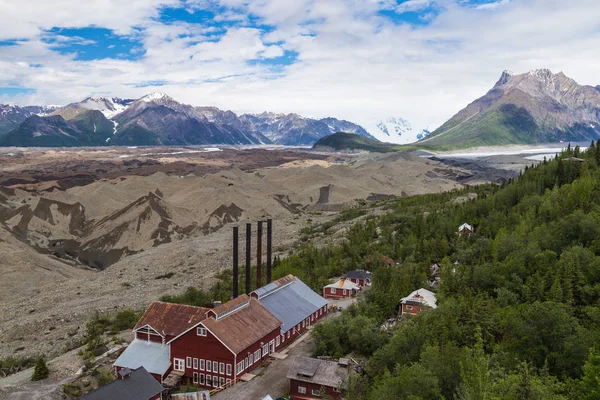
[313, 132, 396, 152]
[0, 114, 112, 146]
[423, 69, 600, 149]
[365, 117, 431, 144]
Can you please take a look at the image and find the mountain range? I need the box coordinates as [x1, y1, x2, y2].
[0, 94, 376, 147]
[422, 69, 600, 149]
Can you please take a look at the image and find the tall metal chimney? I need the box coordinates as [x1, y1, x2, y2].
[245, 222, 251, 294]
[257, 220, 263, 289]
[267, 218, 272, 283]
[232, 225, 239, 298]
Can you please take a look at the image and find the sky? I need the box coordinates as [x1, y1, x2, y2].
[0, 0, 599, 132]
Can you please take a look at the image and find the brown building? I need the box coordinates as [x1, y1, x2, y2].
[287, 356, 349, 400]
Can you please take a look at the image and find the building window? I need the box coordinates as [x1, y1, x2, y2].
[200, 359, 205, 371]
[220, 377, 225, 386]
[220, 362, 225, 374]
[206, 375, 211, 386]
[406, 305, 413, 311]
[302, 320, 305, 327]
[193, 358, 198, 370]
[281, 334, 285, 343]
[331, 288, 336, 294]
[226, 364, 232, 376]
[293, 327, 296, 334]
[334, 387, 341, 393]
[174, 358, 185, 371]
[193, 372, 199, 384]
[237, 361, 244, 375]
[200, 374, 205, 385]
[206, 361, 212, 372]
[287, 331, 290, 338]
[227, 379, 232, 386]
[254, 349, 261, 361]
[197, 327, 207, 336]
[213, 361, 218, 373]
[249, 353, 254, 365]
[343, 289, 347, 295]
[276, 336, 280, 346]
[186, 357, 192, 368]
[213, 378, 219, 388]
[298, 386, 307, 394]
[312, 389, 321, 396]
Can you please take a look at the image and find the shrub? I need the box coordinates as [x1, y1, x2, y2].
[31, 357, 49, 381]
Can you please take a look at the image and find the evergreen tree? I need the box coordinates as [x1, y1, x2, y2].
[580, 346, 600, 399]
[31, 357, 49, 381]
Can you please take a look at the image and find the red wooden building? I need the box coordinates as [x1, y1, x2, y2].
[287, 356, 349, 400]
[114, 295, 281, 390]
[169, 294, 281, 389]
[251, 275, 329, 349]
[400, 288, 437, 317]
[342, 270, 371, 287]
[322, 278, 360, 299]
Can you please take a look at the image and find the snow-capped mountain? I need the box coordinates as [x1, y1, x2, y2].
[0, 104, 59, 134]
[365, 117, 431, 144]
[0, 93, 378, 147]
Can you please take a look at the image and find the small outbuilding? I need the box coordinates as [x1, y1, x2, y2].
[323, 278, 360, 299]
[400, 288, 437, 317]
[78, 367, 164, 400]
[458, 223, 473, 236]
[287, 356, 349, 400]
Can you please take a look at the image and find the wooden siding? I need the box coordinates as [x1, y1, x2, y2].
[276, 306, 328, 351]
[289, 378, 343, 400]
[322, 287, 353, 299]
[170, 321, 281, 389]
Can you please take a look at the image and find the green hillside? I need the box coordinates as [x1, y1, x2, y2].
[313, 132, 397, 152]
[163, 141, 600, 398]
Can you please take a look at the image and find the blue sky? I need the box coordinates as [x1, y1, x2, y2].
[0, 0, 598, 136]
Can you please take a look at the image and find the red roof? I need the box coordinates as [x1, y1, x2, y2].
[134, 301, 209, 338]
[202, 295, 282, 354]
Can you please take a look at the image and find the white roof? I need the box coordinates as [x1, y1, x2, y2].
[458, 223, 473, 231]
[401, 288, 437, 308]
[324, 279, 360, 290]
[113, 339, 171, 376]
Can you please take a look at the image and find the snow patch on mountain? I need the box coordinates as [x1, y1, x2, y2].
[80, 97, 130, 119]
[364, 117, 431, 144]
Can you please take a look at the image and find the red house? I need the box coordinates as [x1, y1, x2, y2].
[342, 270, 371, 287]
[287, 356, 349, 400]
[323, 278, 360, 299]
[400, 288, 437, 317]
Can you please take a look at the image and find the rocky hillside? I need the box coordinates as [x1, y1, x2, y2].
[0, 94, 375, 147]
[423, 69, 600, 148]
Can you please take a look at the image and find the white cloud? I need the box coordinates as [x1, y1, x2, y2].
[396, 0, 432, 13]
[2, 0, 600, 136]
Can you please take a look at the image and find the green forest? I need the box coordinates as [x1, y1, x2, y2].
[164, 143, 600, 399]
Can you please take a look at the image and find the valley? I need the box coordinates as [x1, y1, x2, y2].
[0, 145, 517, 363]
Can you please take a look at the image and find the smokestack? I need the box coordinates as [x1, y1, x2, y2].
[267, 218, 272, 283]
[257, 220, 263, 289]
[232, 225, 239, 298]
[245, 222, 251, 294]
